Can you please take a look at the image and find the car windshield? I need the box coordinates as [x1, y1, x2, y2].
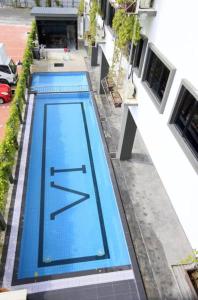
[9, 59, 17, 74]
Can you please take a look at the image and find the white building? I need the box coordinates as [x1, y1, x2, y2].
[81, 1, 198, 296]
[84, 0, 198, 250]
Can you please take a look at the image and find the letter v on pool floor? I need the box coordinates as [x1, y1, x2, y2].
[3, 72, 135, 292]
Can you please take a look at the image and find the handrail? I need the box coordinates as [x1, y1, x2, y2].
[30, 84, 89, 93]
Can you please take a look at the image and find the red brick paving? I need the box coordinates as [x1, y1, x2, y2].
[0, 24, 30, 62]
[0, 103, 11, 140]
[0, 24, 30, 141]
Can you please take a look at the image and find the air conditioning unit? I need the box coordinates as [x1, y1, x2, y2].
[139, 0, 152, 9]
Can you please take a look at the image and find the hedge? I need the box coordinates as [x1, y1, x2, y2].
[0, 21, 36, 212]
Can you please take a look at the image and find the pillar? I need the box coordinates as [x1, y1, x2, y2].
[117, 104, 137, 160]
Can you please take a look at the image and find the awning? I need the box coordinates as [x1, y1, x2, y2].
[31, 7, 78, 18]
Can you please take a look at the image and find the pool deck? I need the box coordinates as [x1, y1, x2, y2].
[87, 51, 193, 299]
[0, 45, 193, 299]
[31, 49, 87, 73]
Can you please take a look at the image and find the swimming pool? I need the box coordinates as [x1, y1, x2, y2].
[15, 72, 131, 282]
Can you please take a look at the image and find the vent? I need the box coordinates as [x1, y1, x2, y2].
[54, 63, 64, 67]
[110, 152, 116, 159]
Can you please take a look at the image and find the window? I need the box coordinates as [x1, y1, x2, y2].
[100, 0, 107, 20]
[0, 65, 11, 74]
[106, 2, 115, 28]
[9, 59, 17, 74]
[169, 80, 198, 171]
[142, 43, 176, 113]
[130, 35, 148, 77]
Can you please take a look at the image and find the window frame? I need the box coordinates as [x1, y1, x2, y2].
[131, 35, 148, 78]
[142, 43, 176, 113]
[106, 1, 115, 28]
[100, 0, 107, 20]
[0, 65, 11, 74]
[169, 79, 198, 173]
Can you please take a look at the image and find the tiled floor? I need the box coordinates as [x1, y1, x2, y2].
[28, 280, 140, 300]
[87, 51, 193, 299]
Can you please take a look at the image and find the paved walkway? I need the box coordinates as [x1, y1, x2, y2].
[0, 24, 30, 62]
[32, 49, 88, 72]
[0, 103, 10, 141]
[86, 47, 193, 299]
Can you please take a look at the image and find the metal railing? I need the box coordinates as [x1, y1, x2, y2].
[30, 84, 89, 94]
[1, 0, 79, 8]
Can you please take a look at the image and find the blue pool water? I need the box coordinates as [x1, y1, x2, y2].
[30, 72, 89, 93]
[17, 72, 131, 280]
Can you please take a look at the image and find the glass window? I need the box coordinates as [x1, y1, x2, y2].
[133, 38, 144, 68]
[0, 65, 11, 74]
[9, 59, 17, 74]
[100, 0, 107, 20]
[107, 3, 115, 28]
[144, 50, 170, 103]
[142, 44, 176, 113]
[174, 87, 198, 158]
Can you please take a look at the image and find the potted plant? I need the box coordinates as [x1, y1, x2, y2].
[88, 0, 99, 66]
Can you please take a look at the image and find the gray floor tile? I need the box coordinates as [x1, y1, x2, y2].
[97, 283, 114, 297]
[113, 282, 131, 295]
[115, 293, 134, 300]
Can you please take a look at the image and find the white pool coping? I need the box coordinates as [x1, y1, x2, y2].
[3, 94, 35, 290]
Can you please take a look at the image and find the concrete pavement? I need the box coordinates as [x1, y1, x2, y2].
[0, 8, 31, 140]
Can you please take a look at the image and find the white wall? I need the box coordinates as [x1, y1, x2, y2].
[97, 0, 198, 249]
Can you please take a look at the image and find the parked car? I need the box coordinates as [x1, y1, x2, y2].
[0, 84, 12, 104]
[0, 43, 18, 85]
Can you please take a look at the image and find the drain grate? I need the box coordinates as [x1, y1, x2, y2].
[110, 152, 117, 159]
[54, 63, 64, 67]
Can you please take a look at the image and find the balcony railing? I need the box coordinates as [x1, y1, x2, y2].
[108, 0, 156, 16]
[1, 0, 80, 8]
[30, 84, 89, 94]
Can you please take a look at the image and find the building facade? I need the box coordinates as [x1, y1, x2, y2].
[84, 0, 198, 257]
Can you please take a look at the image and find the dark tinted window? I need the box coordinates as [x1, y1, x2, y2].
[0, 65, 11, 74]
[107, 3, 115, 28]
[100, 0, 107, 20]
[129, 43, 136, 63]
[144, 49, 170, 103]
[174, 86, 198, 158]
[133, 38, 144, 68]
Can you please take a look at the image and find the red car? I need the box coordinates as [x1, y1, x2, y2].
[0, 84, 12, 104]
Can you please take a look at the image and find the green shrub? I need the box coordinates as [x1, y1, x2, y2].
[34, 0, 41, 6]
[0, 20, 36, 212]
[113, 10, 141, 49]
[46, 0, 52, 7]
[55, 0, 62, 6]
[78, 0, 84, 16]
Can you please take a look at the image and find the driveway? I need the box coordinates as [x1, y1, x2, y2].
[0, 7, 33, 25]
[0, 14, 31, 140]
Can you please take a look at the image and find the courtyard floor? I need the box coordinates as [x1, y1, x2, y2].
[0, 7, 194, 300]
